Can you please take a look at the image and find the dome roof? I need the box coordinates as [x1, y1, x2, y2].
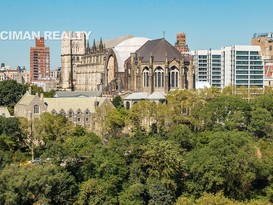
[112, 37, 150, 72]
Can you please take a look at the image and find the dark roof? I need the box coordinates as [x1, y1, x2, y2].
[135, 38, 183, 62]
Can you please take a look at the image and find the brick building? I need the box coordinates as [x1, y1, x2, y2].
[30, 37, 50, 82]
[175, 33, 189, 53]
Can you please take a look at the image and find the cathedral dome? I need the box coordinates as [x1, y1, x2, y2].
[112, 37, 150, 72]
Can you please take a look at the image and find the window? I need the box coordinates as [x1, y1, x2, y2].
[77, 118, 81, 122]
[85, 118, 89, 122]
[34, 105, 39, 114]
[236, 51, 249, 55]
[170, 67, 179, 88]
[125, 101, 130, 110]
[250, 51, 259, 55]
[143, 67, 149, 87]
[154, 67, 164, 87]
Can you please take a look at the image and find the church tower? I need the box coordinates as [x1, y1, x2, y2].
[60, 31, 86, 90]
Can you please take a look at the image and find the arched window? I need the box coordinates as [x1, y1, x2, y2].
[154, 67, 164, 87]
[34, 105, 39, 114]
[143, 67, 149, 87]
[170, 67, 179, 88]
[125, 101, 130, 110]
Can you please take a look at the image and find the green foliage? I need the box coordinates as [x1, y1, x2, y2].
[248, 108, 273, 138]
[0, 80, 27, 113]
[2, 87, 273, 204]
[0, 164, 77, 205]
[186, 131, 257, 200]
[112, 95, 124, 109]
[119, 183, 146, 205]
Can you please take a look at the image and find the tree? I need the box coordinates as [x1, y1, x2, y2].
[248, 108, 273, 138]
[119, 183, 146, 205]
[176, 192, 272, 205]
[0, 164, 77, 205]
[186, 131, 257, 200]
[0, 80, 27, 114]
[112, 95, 124, 109]
[194, 95, 250, 131]
[0, 116, 23, 149]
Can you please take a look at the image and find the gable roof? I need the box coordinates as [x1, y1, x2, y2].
[16, 91, 35, 106]
[135, 38, 183, 62]
[44, 97, 113, 113]
[54, 91, 102, 98]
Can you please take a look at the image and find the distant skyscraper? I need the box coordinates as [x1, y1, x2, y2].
[30, 37, 50, 82]
[175, 33, 189, 53]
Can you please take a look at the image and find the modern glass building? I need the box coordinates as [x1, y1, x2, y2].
[194, 49, 223, 88]
[194, 45, 264, 88]
[222, 45, 264, 88]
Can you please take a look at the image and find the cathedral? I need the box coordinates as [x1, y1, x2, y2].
[60, 33, 195, 97]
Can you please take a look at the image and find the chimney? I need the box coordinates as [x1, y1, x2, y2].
[28, 86, 32, 94]
[40, 93, 44, 101]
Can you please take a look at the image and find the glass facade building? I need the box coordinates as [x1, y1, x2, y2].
[194, 45, 264, 88]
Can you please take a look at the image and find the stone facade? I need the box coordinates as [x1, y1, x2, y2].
[75, 39, 106, 91]
[14, 91, 113, 127]
[14, 92, 47, 119]
[124, 38, 195, 94]
[60, 32, 86, 90]
[60, 34, 150, 95]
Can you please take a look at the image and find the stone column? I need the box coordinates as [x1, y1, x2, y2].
[149, 56, 154, 94]
[164, 58, 169, 93]
[188, 59, 194, 89]
[130, 53, 136, 91]
[180, 59, 185, 89]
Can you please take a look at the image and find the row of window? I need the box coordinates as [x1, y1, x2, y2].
[143, 68, 179, 88]
[236, 75, 263, 79]
[236, 71, 263, 74]
[236, 80, 263, 84]
[236, 51, 259, 55]
[236, 66, 263, 70]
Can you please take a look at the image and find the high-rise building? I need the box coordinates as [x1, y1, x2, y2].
[30, 37, 50, 82]
[194, 45, 264, 88]
[175, 33, 189, 53]
[194, 49, 223, 88]
[222, 45, 264, 88]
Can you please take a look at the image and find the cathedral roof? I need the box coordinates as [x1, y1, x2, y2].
[135, 38, 183, 62]
[113, 37, 150, 72]
[99, 35, 134, 48]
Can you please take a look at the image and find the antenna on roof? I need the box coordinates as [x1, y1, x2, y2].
[163, 31, 165, 39]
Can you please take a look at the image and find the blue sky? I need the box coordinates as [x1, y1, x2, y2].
[0, 0, 272, 70]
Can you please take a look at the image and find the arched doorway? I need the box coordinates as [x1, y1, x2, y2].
[107, 56, 115, 83]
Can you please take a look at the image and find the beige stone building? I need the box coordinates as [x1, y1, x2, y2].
[60, 34, 150, 94]
[14, 91, 113, 127]
[60, 32, 86, 90]
[14, 92, 47, 119]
